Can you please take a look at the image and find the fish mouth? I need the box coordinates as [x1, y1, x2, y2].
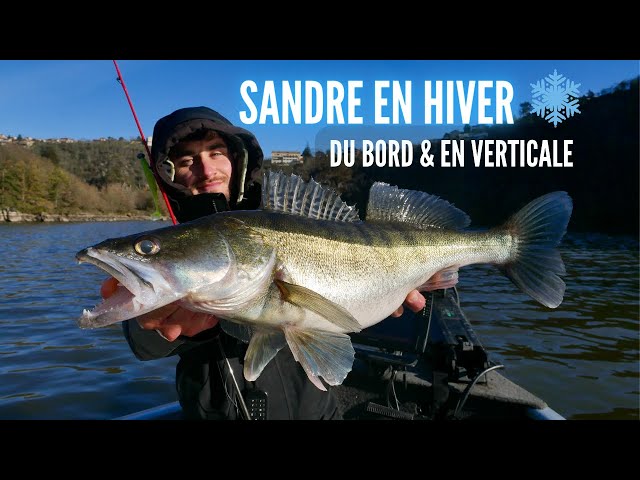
[76, 247, 179, 329]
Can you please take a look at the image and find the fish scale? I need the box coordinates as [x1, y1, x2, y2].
[76, 171, 572, 390]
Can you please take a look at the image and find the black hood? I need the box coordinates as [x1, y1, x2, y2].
[150, 106, 263, 220]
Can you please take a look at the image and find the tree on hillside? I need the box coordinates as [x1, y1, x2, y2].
[519, 102, 532, 118]
[49, 166, 70, 209]
[302, 144, 312, 158]
[40, 144, 60, 165]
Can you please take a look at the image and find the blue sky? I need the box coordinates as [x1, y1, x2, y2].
[0, 60, 637, 157]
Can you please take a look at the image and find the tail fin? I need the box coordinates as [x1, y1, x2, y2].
[500, 191, 573, 308]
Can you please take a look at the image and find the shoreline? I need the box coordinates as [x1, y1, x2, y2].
[1, 209, 168, 223]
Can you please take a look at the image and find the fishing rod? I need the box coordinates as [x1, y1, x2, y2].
[113, 62, 256, 417]
[112, 60, 178, 225]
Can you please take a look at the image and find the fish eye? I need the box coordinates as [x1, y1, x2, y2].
[134, 237, 161, 256]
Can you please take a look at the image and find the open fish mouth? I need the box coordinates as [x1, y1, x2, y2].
[76, 247, 177, 329]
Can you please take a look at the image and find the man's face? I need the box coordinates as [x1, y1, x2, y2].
[170, 133, 233, 199]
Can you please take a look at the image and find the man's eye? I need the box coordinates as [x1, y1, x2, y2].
[177, 158, 193, 167]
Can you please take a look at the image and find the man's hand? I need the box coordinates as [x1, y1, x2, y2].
[390, 289, 425, 318]
[101, 277, 219, 342]
[102, 276, 421, 338]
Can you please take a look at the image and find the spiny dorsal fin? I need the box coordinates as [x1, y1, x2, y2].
[366, 182, 471, 230]
[261, 170, 361, 223]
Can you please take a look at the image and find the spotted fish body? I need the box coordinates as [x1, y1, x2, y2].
[76, 172, 572, 390]
[221, 212, 510, 330]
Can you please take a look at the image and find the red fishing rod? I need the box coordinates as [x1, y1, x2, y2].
[112, 60, 178, 225]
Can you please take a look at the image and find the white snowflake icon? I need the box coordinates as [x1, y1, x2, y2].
[530, 70, 581, 127]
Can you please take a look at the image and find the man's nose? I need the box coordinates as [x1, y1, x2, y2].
[196, 154, 217, 177]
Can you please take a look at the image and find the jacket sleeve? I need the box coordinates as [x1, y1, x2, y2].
[122, 319, 221, 361]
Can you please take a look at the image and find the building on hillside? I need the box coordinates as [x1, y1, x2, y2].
[270, 150, 303, 166]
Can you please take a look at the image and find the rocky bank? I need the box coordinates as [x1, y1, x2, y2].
[1, 208, 167, 223]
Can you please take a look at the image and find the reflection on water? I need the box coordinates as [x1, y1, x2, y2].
[0, 221, 178, 420]
[0, 222, 638, 420]
[458, 233, 639, 420]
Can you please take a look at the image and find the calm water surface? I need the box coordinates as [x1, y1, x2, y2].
[0, 221, 638, 420]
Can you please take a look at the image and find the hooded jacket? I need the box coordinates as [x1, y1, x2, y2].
[150, 106, 263, 222]
[122, 106, 341, 420]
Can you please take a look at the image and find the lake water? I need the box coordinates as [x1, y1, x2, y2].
[0, 221, 638, 420]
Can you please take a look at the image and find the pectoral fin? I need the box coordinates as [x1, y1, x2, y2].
[284, 327, 355, 391]
[274, 279, 362, 332]
[244, 330, 287, 382]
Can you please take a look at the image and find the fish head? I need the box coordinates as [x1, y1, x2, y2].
[76, 220, 234, 329]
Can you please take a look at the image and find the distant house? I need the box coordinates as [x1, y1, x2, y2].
[443, 125, 489, 141]
[271, 150, 303, 166]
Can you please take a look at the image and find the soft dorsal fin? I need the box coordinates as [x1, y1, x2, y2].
[366, 182, 471, 230]
[261, 170, 361, 223]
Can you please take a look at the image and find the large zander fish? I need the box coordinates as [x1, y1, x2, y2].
[76, 171, 572, 390]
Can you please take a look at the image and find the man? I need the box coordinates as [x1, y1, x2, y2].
[102, 106, 425, 419]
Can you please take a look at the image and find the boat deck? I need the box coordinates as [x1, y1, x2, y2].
[116, 288, 564, 421]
